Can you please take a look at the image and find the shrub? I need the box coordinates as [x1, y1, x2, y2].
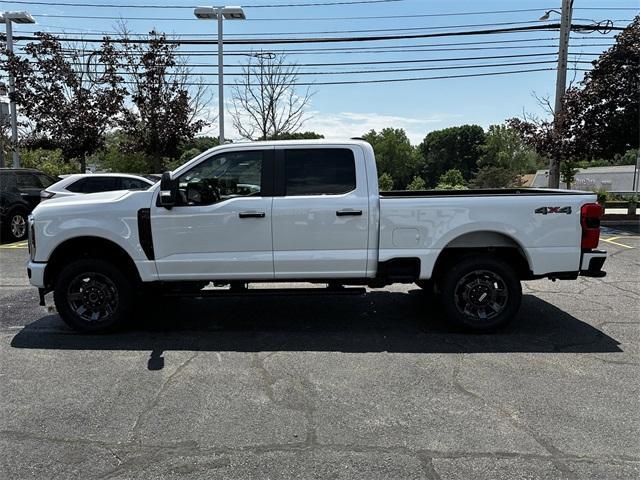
[20, 148, 80, 176]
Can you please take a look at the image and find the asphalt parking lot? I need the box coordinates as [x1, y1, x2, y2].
[0, 229, 639, 480]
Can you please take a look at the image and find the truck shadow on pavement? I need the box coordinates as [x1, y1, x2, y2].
[10, 290, 622, 361]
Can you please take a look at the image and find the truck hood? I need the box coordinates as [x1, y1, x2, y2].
[32, 189, 155, 218]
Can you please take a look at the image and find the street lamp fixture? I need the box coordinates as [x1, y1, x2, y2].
[0, 11, 35, 24]
[194, 6, 246, 144]
[194, 6, 246, 20]
[539, 9, 562, 21]
[1, 11, 35, 168]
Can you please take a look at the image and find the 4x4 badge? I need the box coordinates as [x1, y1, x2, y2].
[535, 206, 572, 215]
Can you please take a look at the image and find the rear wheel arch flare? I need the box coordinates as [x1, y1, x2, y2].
[433, 231, 532, 280]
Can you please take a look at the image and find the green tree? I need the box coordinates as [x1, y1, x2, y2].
[2, 33, 125, 172]
[269, 131, 324, 140]
[508, 17, 639, 164]
[563, 16, 639, 159]
[471, 166, 521, 189]
[479, 125, 540, 174]
[20, 148, 79, 177]
[378, 172, 395, 191]
[179, 136, 219, 156]
[119, 31, 207, 172]
[560, 159, 579, 189]
[436, 169, 467, 190]
[406, 175, 426, 191]
[418, 125, 485, 186]
[362, 128, 422, 189]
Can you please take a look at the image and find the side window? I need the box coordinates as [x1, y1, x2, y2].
[120, 178, 150, 190]
[284, 148, 356, 196]
[37, 174, 56, 188]
[73, 177, 118, 193]
[16, 173, 43, 189]
[177, 150, 263, 206]
[65, 178, 86, 193]
[0, 173, 16, 191]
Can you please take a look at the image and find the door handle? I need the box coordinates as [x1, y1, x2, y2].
[239, 211, 266, 219]
[336, 209, 363, 217]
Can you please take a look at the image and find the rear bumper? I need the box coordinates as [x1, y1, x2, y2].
[580, 249, 607, 278]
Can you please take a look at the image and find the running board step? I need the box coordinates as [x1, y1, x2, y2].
[165, 287, 367, 298]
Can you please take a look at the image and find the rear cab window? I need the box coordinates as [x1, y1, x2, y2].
[284, 148, 356, 196]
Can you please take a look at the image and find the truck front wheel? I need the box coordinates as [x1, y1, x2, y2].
[439, 255, 522, 332]
[53, 259, 133, 333]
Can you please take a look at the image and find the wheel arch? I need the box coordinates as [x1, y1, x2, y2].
[432, 230, 533, 281]
[44, 236, 142, 289]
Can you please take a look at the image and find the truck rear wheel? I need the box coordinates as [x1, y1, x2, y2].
[439, 255, 521, 332]
[53, 259, 133, 333]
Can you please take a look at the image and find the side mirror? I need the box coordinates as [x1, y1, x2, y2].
[158, 171, 177, 209]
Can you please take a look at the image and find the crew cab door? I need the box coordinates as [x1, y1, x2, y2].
[272, 146, 369, 278]
[151, 148, 275, 280]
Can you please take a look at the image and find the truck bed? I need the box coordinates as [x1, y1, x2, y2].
[380, 188, 589, 198]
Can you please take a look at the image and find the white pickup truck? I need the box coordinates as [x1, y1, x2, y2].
[26, 140, 606, 333]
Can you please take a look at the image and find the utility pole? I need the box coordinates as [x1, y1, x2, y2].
[1, 11, 35, 168]
[548, 0, 574, 188]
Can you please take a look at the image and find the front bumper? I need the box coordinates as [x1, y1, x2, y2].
[580, 249, 607, 278]
[27, 261, 46, 288]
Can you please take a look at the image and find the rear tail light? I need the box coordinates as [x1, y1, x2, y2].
[581, 203, 603, 249]
[40, 190, 55, 200]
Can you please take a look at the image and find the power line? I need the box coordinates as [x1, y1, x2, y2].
[8, 24, 624, 46]
[30, 8, 564, 22]
[23, 37, 612, 56]
[24, 20, 567, 37]
[45, 60, 596, 76]
[99, 67, 584, 86]
[0, 0, 406, 8]
[16, 52, 571, 68]
[19, 53, 599, 70]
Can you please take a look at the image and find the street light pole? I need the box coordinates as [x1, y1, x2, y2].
[1, 11, 35, 168]
[195, 6, 246, 145]
[5, 19, 19, 168]
[216, 7, 225, 144]
[547, 0, 574, 188]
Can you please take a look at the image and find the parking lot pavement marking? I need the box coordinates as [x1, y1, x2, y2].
[0, 241, 28, 249]
[600, 236, 634, 249]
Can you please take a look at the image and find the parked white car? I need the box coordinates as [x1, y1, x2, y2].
[26, 140, 606, 333]
[40, 173, 158, 200]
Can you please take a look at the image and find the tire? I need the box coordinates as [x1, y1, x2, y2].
[439, 255, 522, 332]
[2, 207, 28, 242]
[53, 258, 134, 333]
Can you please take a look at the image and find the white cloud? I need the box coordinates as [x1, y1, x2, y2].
[302, 110, 462, 144]
[199, 104, 461, 145]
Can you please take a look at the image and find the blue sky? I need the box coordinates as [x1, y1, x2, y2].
[2, 0, 637, 143]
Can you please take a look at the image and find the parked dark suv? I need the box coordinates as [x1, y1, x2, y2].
[0, 168, 57, 242]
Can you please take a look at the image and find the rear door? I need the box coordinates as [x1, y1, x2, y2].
[272, 146, 370, 279]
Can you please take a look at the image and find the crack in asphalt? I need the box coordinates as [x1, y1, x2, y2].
[3, 428, 639, 479]
[252, 352, 318, 448]
[127, 352, 199, 444]
[450, 355, 580, 479]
